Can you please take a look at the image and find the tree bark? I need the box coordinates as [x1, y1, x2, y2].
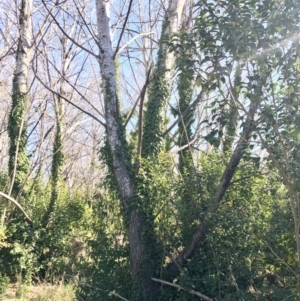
[95, 1, 159, 300]
[223, 64, 242, 152]
[15, 0, 33, 95]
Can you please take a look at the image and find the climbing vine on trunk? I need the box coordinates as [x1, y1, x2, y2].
[8, 0, 33, 197]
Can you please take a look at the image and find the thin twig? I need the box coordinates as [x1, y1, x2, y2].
[124, 65, 152, 127]
[41, 0, 99, 58]
[32, 69, 106, 128]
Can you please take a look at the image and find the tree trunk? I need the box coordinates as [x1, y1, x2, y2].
[42, 38, 68, 228]
[223, 64, 242, 152]
[172, 38, 197, 243]
[42, 95, 65, 227]
[95, 1, 160, 300]
[8, 0, 33, 196]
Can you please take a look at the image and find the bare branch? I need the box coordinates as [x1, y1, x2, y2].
[40, 0, 99, 58]
[151, 278, 216, 301]
[32, 67, 106, 128]
[113, 0, 134, 59]
[0, 192, 33, 225]
[164, 90, 204, 136]
[116, 32, 155, 57]
[124, 65, 152, 127]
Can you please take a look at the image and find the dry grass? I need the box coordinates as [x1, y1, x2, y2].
[0, 283, 75, 301]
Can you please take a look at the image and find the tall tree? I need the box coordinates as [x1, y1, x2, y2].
[96, 1, 156, 299]
[42, 36, 68, 228]
[95, 1, 187, 299]
[8, 0, 33, 196]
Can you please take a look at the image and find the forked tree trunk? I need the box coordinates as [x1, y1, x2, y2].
[96, 0, 259, 299]
[165, 100, 258, 280]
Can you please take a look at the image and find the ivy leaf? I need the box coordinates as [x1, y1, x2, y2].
[195, 76, 202, 87]
[204, 129, 218, 144]
[204, 130, 221, 148]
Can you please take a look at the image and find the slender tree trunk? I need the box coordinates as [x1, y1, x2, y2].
[42, 39, 67, 228]
[176, 51, 194, 174]
[42, 95, 65, 227]
[95, 2, 159, 300]
[8, 0, 33, 196]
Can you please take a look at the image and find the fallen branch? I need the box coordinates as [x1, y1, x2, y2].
[151, 278, 216, 301]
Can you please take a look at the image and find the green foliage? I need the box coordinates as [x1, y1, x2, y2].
[95, 149, 299, 300]
[0, 274, 9, 295]
[76, 191, 131, 301]
[33, 193, 87, 279]
[137, 153, 176, 243]
[169, 0, 300, 155]
[0, 172, 89, 284]
[159, 152, 298, 300]
[4, 1, 300, 300]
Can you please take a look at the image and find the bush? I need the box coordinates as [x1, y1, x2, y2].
[0, 274, 9, 295]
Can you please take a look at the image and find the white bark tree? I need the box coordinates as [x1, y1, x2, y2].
[95, 0, 186, 299]
[7, 0, 33, 199]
